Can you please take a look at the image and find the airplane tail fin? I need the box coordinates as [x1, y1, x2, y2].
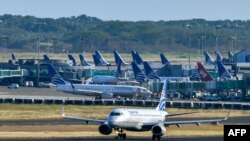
[92, 54, 101, 66]
[197, 62, 214, 81]
[79, 54, 91, 66]
[228, 51, 233, 62]
[11, 53, 16, 61]
[204, 51, 214, 65]
[156, 80, 167, 111]
[43, 54, 50, 61]
[160, 53, 170, 65]
[131, 62, 146, 83]
[114, 61, 122, 78]
[47, 64, 69, 85]
[131, 50, 143, 64]
[143, 62, 160, 80]
[68, 54, 77, 66]
[95, 50, 110, 65]
[114, 50, 127, 65]
[217, 61, 232, 80]
[215, 51, 223, 62]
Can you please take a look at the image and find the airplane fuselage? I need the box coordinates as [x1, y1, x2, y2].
[108, 108, 168, 131]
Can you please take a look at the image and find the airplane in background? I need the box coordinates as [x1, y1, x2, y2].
[204, 51, 214, 65]
[93, 50, 111, 66]
[131, 50, 144, 65]
[215, 51, 223, 62]
[48, 64, 152, 99]
[68, 54, 78, 66]
[217, 61, 232, 80]
[113, 50, 128, 65]
[79, 54, 92, 66]
[160, 53, 170, 65]
[196, 62, 214, 81]
[10, 53, 18, 64]
[131, 62, 147, 83]
[143, 62, 160, 80]
[62, 80, 229, 140]
[43, 54, 50, 61]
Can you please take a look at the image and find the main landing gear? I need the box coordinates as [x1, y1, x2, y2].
[152, 134, 161, 141]
[114, 128, 126, 140]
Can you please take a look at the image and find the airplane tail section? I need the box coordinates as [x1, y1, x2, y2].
[131, 62, 146, 83]
[131, 50, 143, 64]
[68, 54, 77, 66]
[228, 51, 233, 62]
[95, 50, 110, 65]
[156, 80, 167, 111]
[215, 51, 223, 62]
[114, 61, 122, 78]
[114, 50, 127, 65]
[79, 54, 91, 66]
[11, 53, 16, 61]
[217, 61, 232, 80]
[43, 54, 50, 61]
[160, 53, 170, 65]
[197, 62, 214, 81]
[143, 62, 160, 80]
[47, 64, 69, 85]
[204, 51, 214, 65]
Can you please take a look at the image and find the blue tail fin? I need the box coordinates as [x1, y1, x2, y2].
[143, 62, 160, 80]
[131, 62, 146, 83]
[114, 61, 122, 78]
[11, 53, 16, 61]
[114, 50, 127, 65]
[204, 51, 214, 65]
[131, 50, 143, 64]
[79, 54, 91, 66]
[68, 54, 77, 66]
[47, 64, 69, 85]
[92, 54, 101, 66]
[43, 54, 50, 61]
[95, 50, 110, 65]
[160, 53, 170, 65]
[215, 51, 223, 62]
[156, 80, 167, 111]
[217, 61, 232, 80]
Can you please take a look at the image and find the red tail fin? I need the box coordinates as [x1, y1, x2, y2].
[197, 62, 214, 81]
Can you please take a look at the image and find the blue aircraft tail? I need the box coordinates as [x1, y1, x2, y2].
[143, 62, 160, 80]
[131, 50, 143, 64]
[160, 53, 170, 65]
[79, 54, 91, 66]
[228, 51, 233, 62]
[114, 50, 127, 65]
[114, 61, 122, 78]
[131, 62, 146, 83]
[204, 51, 214, 65]
[156, 80, 167, 111]
[11, 53, 16, 61]
[43, 54, 50, 61]
[217, 61, 232, 80]
[47, 64, 69, 85]
[68, 54, 77, 66]
[95, 50, 110, 65]
[215, 51, 223, 62]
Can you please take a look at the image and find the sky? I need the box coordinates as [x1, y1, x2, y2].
[1, 0, 250, 21]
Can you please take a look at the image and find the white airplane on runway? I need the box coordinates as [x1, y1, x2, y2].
[48, 65, 152, 99]
[62, 80, 229, 140]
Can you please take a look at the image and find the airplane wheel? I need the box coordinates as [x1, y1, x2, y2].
[157, 136, 161, 141]
[122, 133, 126, 140]
[152, 135, 156, 141]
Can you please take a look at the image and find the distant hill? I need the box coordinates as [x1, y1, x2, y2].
[0, 14, 249, 54]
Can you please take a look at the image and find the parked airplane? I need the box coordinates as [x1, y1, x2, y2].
[217, 61, 232, 80]
[196, 62, 214, 81]
[43, 54, 50, 61]
[204, 51, 214, 65]
[79, 54, 92, 66]
[160, 53, 170, 65]
[10, 53, 18, 64]
[131, 62, 146, 83]
[143, 62, 160, 80]
[114, 50, 128, 65]
[131, 50, 143, 65]
[93, 50, 111, 66]
[49, 64, 152, 99]
[215, 51, 223, 62]
[68, 54, 78, 66]
[62, 80, 229, 140]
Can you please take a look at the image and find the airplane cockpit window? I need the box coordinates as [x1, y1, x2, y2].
[110, 112, 123, 116]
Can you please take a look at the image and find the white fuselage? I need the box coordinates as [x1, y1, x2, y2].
[57, 84, 152, 98]
[107, 108, 168, 131]
[92, 76, 119, 84]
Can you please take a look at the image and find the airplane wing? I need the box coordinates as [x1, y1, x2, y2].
[163, 113, 229, 127]
[61, 107, 106, 124]
[167, 111, 199, 117]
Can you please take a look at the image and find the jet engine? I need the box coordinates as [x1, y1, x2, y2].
[98, 124, 112, 135]
[151, 124, 166, 136]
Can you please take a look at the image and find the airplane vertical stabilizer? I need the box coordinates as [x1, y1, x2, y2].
[43, 54, 50, 61]
[95, 50, 110, 65]
[215, 51, 223, 62]
[143, 62, 160, 80]
[79, 54, 91, 66]
[156, 80, 167, 111]
[197, 62, 214, 81]
[217, 61, 232, 80]
[68, 54, 77, 66]
[131, 50, 143, 65]
[160, 53, 170, 65]
[131, 62, 146, 83]
[114, 51, 127, 65]
[204, 51, 214, 65]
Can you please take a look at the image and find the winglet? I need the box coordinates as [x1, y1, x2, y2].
[61, 106, 65, 117]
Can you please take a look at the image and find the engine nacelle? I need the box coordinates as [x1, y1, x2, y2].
[98, 124, 112, 135]
[151, 124, 166, 136]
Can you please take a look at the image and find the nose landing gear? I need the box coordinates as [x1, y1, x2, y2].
[114, 128, 126, 140]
